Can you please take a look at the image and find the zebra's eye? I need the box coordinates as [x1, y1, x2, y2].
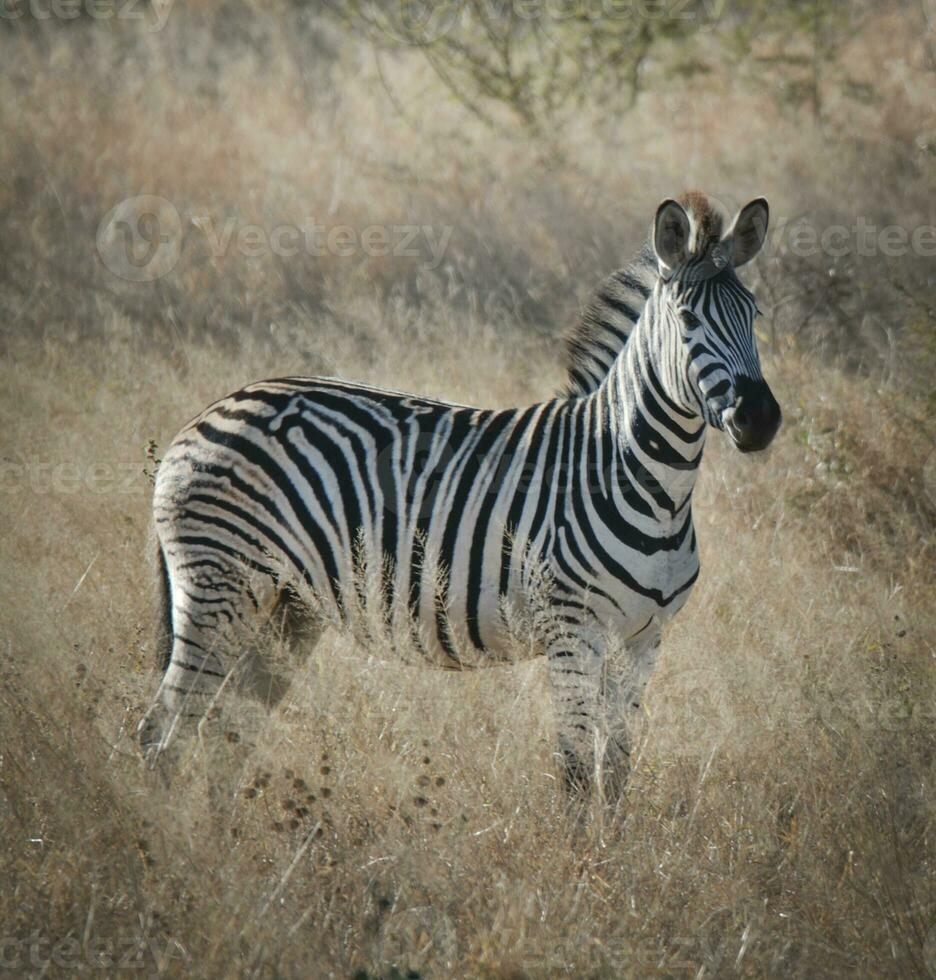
[681, 310, 701, 329]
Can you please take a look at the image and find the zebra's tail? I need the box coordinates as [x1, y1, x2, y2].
[154, 539, 173, 674]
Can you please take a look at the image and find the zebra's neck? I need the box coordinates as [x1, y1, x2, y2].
[595, 301, 706, 520]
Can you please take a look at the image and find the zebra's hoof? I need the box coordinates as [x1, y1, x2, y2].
[559, 750, 595, 798]
[137, 708, 173, 769]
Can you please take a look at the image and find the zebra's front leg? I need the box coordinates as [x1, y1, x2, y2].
[547, 623, 663, 801]
[599, 625, 663, 801]
[547, 629, 605, 795]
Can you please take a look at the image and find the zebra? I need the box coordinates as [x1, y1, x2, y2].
[139, 191, 780, 798]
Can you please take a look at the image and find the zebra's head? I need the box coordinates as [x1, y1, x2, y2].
[651, 192, 781, 453]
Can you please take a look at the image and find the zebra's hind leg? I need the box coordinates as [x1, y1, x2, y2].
[232, 585, 322, 710]
[200, 588, 324, 829]
[138, 551, 282, 767]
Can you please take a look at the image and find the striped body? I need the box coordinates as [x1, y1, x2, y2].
[142, 191, 780, 797]
[154, 373, 700, 668]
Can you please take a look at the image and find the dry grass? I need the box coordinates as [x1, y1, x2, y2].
[1, 4, 935, 977]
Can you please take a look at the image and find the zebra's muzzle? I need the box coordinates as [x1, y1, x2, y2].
[722, 377, 781, 453]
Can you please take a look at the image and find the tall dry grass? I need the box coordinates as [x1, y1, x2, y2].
[1, 3, 935, 977]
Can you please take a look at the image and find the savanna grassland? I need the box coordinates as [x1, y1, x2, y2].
[1, 1, 935, 976]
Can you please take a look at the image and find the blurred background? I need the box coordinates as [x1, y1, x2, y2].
[1, 1, 935, 976]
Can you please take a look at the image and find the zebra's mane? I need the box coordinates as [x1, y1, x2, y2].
[561, 242, 657, 398]
[562, 190, 725, 398]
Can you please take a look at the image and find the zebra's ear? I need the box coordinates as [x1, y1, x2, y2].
[653, 199, 691, 276]
[727, 198, 769, 268]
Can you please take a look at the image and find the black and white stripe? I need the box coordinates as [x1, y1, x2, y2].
[140, 192, 780, 796]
